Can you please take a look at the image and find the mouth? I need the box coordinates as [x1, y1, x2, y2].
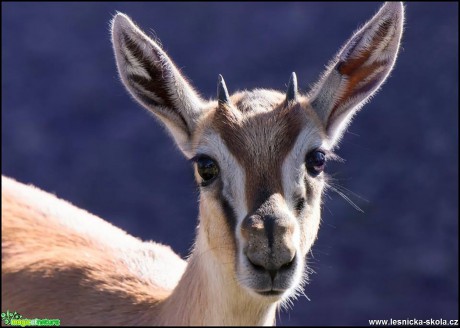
[237, 254, 301, 299]
[256, 290, 285, 297]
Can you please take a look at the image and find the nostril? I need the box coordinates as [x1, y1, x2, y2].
[247, 257, 266, 273]
[280, 254, 296, 272]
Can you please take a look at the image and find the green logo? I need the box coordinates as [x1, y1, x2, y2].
[1, 310, 60, 327]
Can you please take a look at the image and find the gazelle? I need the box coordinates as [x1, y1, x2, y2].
[2, 2, 404, 326]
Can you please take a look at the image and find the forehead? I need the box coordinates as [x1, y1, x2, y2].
[202, 90, 324, 160]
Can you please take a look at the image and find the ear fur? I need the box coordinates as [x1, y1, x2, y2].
[111, 13, 205, 156]
[309, 2, 404, 147]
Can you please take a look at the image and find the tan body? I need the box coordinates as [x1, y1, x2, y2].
[2, 176, 183, 325]
[2, 3, 404, 326]
[2, 176, 276, 325]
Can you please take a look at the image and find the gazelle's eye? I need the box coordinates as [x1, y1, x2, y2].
[194, 156, 219, 186]
[306, 149, 326, 176]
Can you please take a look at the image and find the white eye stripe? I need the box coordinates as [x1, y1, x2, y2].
[282, 124, 325, 208]
[194, 132, 248, 221]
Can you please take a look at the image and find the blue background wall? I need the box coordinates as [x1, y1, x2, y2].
[2, 2, 458, 325]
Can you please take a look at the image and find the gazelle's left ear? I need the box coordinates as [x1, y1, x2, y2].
[309, 2, 404, 147]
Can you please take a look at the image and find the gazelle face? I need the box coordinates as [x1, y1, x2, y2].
[112, 1, 403, 305]
[192, 91, 327, 299]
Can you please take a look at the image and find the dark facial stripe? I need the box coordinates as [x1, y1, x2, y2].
[205, 179, 237, 250]
[294, 195, 306, 216]
[220, 194, 237, 233]
[304, 175, 313, 204]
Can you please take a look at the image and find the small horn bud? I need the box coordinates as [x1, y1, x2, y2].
[286, 72, 298, 102]
[217, 74, 230, 105]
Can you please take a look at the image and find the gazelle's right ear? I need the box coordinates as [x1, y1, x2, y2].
[111, 13, 205, 157]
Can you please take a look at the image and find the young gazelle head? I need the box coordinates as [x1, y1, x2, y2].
[112, 2, 403, 304]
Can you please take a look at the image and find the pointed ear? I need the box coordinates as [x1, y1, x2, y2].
[309, 2, 404, 147]
[111, 13, 205, 157]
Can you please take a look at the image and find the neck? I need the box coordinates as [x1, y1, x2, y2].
[153, 227, 278, 326]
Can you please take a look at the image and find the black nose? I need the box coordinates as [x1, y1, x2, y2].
[247, 253, 296, 281]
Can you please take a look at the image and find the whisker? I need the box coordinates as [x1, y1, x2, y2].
[328, 182, 369, 203]
[325, 183, 364, 213]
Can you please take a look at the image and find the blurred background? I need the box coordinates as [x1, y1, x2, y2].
[2, 2, 458, 325]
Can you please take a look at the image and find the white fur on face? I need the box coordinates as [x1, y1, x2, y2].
[281, 122, 325, 211]
[194, 129, 248, 219]
[286, 122, 326, 244]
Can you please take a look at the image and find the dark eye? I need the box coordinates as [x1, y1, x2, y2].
[306, 149, 326, 176]
[195, 156, 219, 186]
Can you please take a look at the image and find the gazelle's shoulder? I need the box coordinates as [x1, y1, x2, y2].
[1, 175, 186, 290]
[2, 175, 139, 248]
